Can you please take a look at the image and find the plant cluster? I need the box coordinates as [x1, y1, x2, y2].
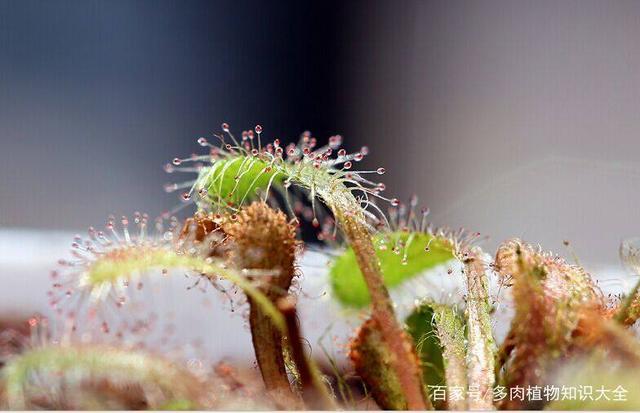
[2, 124, 640, 410]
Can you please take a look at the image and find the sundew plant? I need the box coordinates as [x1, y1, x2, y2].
[3, 123, 640, 410]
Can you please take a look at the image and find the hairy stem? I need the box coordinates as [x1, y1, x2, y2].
[338, 211, 429, 410]
[247, 298, 302, 409]
[278, 297, 336, 410]
[433, 305, 468, 410]
[461, 248, 496, 410]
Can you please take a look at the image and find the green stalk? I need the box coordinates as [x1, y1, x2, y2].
[433, 304, 468, 410]
[338, 211, 430, 410]
[461, 248, 496, 410]
[285, 158, 429, 409]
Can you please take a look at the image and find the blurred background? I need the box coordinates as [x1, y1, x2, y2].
[3, 0, 640, 264]
[2, 0, 640, 358]
[3, 0, 640, 262]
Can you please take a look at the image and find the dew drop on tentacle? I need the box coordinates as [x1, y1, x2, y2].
[197, 137, 208, 146]
[222, 122, 230, 132]
[377, 167, 386, 175]
[390, 198, 400, 207]
[172, 158, 182, 166]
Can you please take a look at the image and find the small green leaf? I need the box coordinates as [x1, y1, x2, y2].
[330, 232, 454, 307]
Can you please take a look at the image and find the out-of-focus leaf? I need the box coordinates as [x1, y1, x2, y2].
[330, 232, 454, 307]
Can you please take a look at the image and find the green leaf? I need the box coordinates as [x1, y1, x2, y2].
[199, 156, 283, 206]
[330, 232, 454, 307]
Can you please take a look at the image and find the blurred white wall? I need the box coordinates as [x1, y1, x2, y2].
[349, 0, 640, 266]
